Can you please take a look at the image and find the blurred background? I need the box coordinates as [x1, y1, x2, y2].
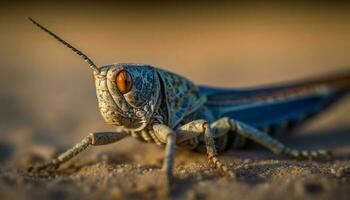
[0, 1, 350, 164]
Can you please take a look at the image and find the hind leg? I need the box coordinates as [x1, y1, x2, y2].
[210, 117, 332, 160]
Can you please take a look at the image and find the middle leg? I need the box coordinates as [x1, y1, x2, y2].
[176, 120, 234, 178]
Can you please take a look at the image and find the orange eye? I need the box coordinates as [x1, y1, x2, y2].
[116, 70, 133, 94]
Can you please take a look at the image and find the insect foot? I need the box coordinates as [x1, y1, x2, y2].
[27, 160, 60, 173]
[159, 171, 173, 198]
[283, 148, 333, 161]
[208, 155, 235, 179]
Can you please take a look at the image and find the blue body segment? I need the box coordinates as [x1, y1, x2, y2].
[199, 75, 348, 130]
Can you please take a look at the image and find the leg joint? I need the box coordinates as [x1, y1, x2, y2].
[228, 119, 237, 132]
[201, 120, 209, 131]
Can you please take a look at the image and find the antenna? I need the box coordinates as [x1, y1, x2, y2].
[28, 17, 100, 73]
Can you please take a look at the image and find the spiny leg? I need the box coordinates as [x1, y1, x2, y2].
[28, 131, 128, 172]
[283, 147, 332, 160]
[227, 119, 332, 159]
[203, 122, 234, 178]
[176, 120, 234, 178]
[152, 124, 177, 194]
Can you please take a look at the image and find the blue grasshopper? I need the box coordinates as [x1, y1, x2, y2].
[28, 18, 350, 188]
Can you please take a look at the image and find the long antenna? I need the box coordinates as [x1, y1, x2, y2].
[28, 17, 100, 73]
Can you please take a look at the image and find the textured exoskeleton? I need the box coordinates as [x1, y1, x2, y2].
[28, 18, 350, 192]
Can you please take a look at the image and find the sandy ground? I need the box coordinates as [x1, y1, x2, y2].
[1, 123, 350, 200]
[1, 2, 350, 199]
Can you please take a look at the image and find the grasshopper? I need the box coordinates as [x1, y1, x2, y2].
[28, 18, 350, 190]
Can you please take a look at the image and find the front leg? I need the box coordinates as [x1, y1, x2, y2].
[28, 131, 128, 172]
[152, 124, 176, 193]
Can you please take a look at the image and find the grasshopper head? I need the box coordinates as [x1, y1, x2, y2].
[93, 63, 161, 130]
[28, 18, 161, 131]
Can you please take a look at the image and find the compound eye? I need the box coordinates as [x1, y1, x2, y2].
[115, 70, 133, 94]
